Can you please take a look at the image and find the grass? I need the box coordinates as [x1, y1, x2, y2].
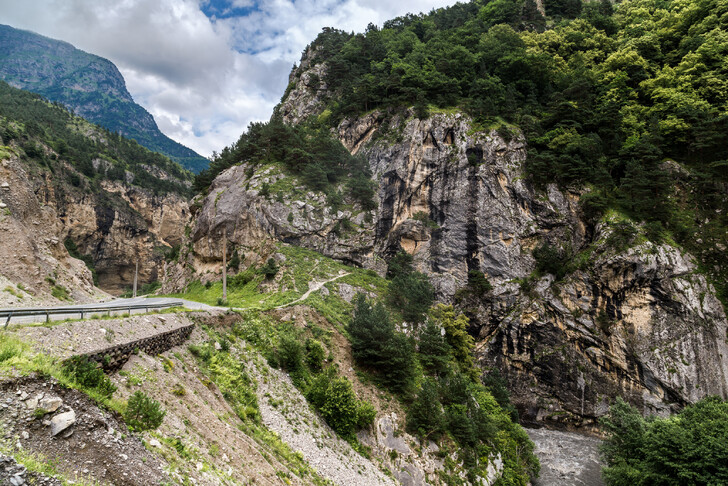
[0, 332, 125, 415]
[51, 284, 71, 301]
[3, 285, 23, 299]
[186, 329, 332, 486]
[163, 243, 389, 314]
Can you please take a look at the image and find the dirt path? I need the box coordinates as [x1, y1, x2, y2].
[274, 271, 350, 309]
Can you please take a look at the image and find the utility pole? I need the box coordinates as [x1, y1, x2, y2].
[133, 260, 138, 298]
[222, 226, 227, 302]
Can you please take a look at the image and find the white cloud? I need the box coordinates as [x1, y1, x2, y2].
[0, 0, 459, 157]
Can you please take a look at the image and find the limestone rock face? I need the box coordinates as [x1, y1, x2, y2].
[277, 47, 330, 125]
[62, 180, 189, 293]
[173, 61, 728, 428]
[476, 241, 728, 429]
[0, 155, 99, 304]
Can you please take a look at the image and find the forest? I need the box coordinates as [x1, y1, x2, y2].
[0, 81, 193, 197]
[291, 0, 728, 302]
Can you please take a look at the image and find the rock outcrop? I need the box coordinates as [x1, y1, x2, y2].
[169, 52, 728, 429]
[0, 154, 101, 304]
[0, 151, 189, 299]
[476, 241, 728, 429]
[61, 180, 189, 292]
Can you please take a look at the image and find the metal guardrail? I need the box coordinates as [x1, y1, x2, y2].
[1, 301, 185, 328]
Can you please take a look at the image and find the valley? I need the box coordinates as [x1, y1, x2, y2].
[2, 0, 728, 485]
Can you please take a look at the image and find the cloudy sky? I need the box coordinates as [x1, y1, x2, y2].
[0, 0, 459, 157]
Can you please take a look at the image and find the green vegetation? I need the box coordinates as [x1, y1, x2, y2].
[294, 0, 728, 304]
[0, 334, 127, 415]
[386, 251, 434, 325]
[171, 241, 536, 481]
[306, 368, 376, 440]
[194, 118, 376, 210]
[0, 441, 96, 486]
[344, 253, 538, 483]
[0, 81, 193, 196]
[124, 390, 166, 431]
[51, 285, 71, 302]
[165, 244, 388, 314]
[350, 294, 417, 393]
[601, 396, 728, 485]
[61, 355, 117, 399]
[186, 326, 348, 485]
[349, 291, 538, 483]
[0, 25, 208, 173]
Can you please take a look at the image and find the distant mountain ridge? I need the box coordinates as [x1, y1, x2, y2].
[0, 24, 209, 173]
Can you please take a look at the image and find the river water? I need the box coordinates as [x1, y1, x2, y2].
[526, 428, 605, 486]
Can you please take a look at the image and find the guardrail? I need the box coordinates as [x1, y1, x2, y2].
[1, 301, 185, 328]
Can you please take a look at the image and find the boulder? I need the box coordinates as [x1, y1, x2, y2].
[50, 410, 75, 436]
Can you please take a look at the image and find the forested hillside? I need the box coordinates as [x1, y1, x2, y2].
[0, 81, 191, 293]
[180, 2, 728, 482]
[265, 0, 726, 303]
[0, 81, 192, 197]
[0, 24, 210, 173]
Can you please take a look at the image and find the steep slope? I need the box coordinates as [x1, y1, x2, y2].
[0, 81, 190, 297]
[176, 105, 728, 429]
[0, 24, 209, 173]
[172, 0, 728, 432]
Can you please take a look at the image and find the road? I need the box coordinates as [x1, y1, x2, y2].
[2, 297, 224, 326]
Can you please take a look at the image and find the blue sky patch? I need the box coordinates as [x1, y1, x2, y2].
[200, 0, 260, 20]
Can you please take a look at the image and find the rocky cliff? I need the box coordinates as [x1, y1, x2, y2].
[0, 154, 101, 305]
[168, 52, 728, 430]
[0, 150, 190, 299]
[0, 83, 192, 299]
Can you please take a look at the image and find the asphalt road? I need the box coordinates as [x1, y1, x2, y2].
[1, 297, 223, 326]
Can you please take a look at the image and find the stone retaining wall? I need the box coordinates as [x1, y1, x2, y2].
[79, 324, 194, 371]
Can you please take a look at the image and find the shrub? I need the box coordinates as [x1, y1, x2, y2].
[51, 285, 70, 301]
[188, 344, 213, 364]
[260, 258, 279, 279]
[61, 356, 117, 399]
[305, 338, 326, 371]
[228, 249, 241, 270]
[0, 335, 25, 363]
[124, 391, 166, 431]
[306, 370, 373, 439]
[533, 242, 569, 280]
[278, 333, 304, 373]
[230, 268, 256, 288]
[467, 270, 492, 295]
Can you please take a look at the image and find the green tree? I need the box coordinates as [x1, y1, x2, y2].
[601, 396, 728, 486]
[124, 391, 166, 431]
[429, 305, 476, 378]
[418, 320, 451, 375]
[349, 294, 416, 393]
[406, 378, 445, 439]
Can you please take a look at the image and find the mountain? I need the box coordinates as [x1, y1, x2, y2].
[0, 24, 209, 173]
[0, 80, 191, 299]
[180, 0, 728, 438]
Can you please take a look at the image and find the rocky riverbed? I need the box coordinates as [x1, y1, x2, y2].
[527, 428, 605, 486]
